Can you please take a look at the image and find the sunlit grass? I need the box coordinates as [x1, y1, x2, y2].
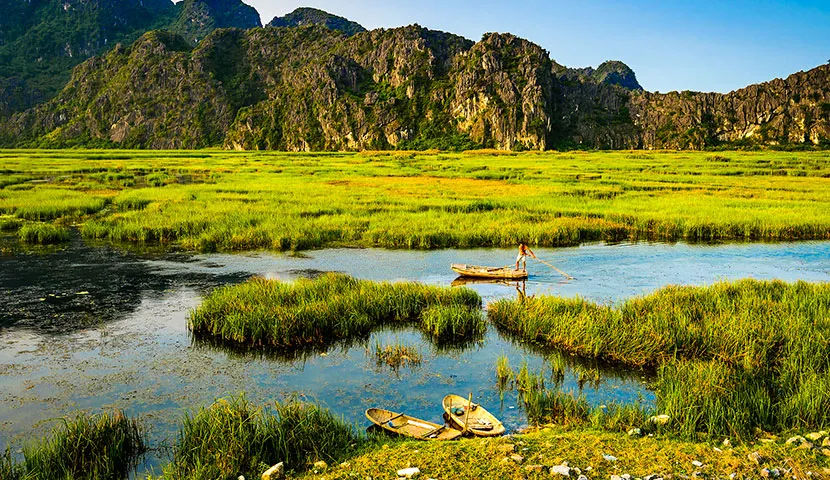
[489, 279, 830, 438]
[0, 149, 827, 251]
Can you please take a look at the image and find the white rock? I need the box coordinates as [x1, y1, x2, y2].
[577, 476, 588, 480]
[262, 462, 285, 480]
[550, 464, 571, 476]
[603, 454, 618, 462]
[627, 428, 642, 436]
[610, 476, 622, 480]
[621, 475, 632, 480]
[747, 452, 764, 465]
[786, 435, 807, 446]
[397, 467, 421, 478]
[649, 414, 670, 425]
[692, 460, 703, 467]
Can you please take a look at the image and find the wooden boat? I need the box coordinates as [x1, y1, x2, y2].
[442, 394, 505, 437]
[365, 408, 462, 440]
[451, 264, 528, 280]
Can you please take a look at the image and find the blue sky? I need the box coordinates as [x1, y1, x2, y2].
[243, 1, 830, 94]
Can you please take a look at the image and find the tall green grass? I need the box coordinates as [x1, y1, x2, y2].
[489, 279, 830, 438]
[163, 396, 361, 480]
[1, 150, 828, 252]
[189, 274, 482, 349]
[0, 410, 146, 480]
[18, 223, 70, 244]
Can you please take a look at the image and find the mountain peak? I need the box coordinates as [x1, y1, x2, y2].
[579, 60, 643, 91]
[268, 7, 366, 36]
[172, 0, 262, 44]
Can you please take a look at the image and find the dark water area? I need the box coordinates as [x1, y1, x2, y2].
[1, 236, 828, 474]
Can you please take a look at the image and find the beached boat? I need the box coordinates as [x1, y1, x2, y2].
[451, 264, 528, 279]
[442, 394, 505, 437]
[365, 408, 463, 440]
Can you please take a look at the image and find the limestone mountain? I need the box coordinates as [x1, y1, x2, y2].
[268, 7, 366, 36]
[576, 61, 643, 91]
[171, 0, 261, 45]
[1, 20, 827, 150]
[0, 0, 261, 119]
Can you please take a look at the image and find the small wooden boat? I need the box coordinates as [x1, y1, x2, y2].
[365, 408, 462, 440]
[442, 394, 505, 437]
[451, 264, 528, 280]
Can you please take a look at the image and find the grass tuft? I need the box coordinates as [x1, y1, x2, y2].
[18, 223, 70, 244]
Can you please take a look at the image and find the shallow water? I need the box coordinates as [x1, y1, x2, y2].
[1, 237, 828, 474]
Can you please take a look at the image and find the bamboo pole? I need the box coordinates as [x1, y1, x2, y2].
[462, 392, 473, 435]
[535, 258, 574, 280]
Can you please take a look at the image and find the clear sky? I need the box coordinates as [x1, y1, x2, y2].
[240, 0, 830, 94]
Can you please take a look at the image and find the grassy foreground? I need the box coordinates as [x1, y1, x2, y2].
[490, 279, 830, 439]
[189, 273, 483, 349]
[1, 149, 828, 251]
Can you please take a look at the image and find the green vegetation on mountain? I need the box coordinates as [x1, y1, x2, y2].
[0, 0, 261, 119]
[268, 7, 366, 36]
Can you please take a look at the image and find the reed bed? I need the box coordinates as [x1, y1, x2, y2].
[189, 274, 482, 349]
[0, 410, 146, 480]
[489, 279, 830, 438]
[163, 396, 361, 479]
[373, 340, 422, 370]
[18, 223, 70, 244]
[1, 150, 828, 251]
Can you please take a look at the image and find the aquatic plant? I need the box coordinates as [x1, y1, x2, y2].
[18, 223, 70, 244]
[419, 304, 486, 341]
[189, 274, 482, 349]
[495, 355, 513, 390]
[373, 340, 422, 370]
[164, 396, 361, 479]
[489, 279, 830, 437]
[1, 410, 146, 480]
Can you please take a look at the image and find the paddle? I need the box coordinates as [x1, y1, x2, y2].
[534, 257, 574, 280]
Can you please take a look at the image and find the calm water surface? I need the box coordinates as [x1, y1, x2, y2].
[1, 237, 828, 473]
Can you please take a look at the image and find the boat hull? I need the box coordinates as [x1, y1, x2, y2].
[442, 394, 505, 437]
[365, 408, 462, 440]
[451, 264, 528, 279]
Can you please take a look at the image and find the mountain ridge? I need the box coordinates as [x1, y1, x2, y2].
[0, 5, 827, 150]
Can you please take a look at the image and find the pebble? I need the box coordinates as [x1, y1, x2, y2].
[748, 451, 764, 465]
[261, 462, 284, 480]
[786, 435, 807, 446]
[550, 464, 571, 476]
[760, 467, 780, 478]
[602, 454, 618, 462]
[510, 454, 525, 464]
[577, 476, 588, 480]
[627, 427, 642, 436]
[497, 444, 516, 454]
[649, 414, 670, 425]
[692, 460, 703, 467]
[611, 476, 622, 480]
[397, 467, 420, 478]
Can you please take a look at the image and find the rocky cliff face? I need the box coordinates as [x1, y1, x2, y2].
[1, 17, 827, 150]
[630, 65, 830, 149]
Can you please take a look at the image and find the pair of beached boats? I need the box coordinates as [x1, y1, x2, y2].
[365, 394, 504, 441]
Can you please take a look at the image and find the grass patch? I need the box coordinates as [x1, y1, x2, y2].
[373, 340, 422, 370]
[0, 150, 827, 251]
[18, 223, 70, 244]
[188, 274, 482, 349]
[0, 410, 146, 480]
[489, 279, 830, 438]
[161, 396, 361, 479]
[0, 217, 21, 231]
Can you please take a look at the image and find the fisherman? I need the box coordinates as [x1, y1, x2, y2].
[515, 242, 536, 272]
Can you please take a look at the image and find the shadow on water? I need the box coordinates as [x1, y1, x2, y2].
[0, 232, 253, 333]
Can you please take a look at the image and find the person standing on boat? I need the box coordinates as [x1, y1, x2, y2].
[515, 242, 536, 272]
